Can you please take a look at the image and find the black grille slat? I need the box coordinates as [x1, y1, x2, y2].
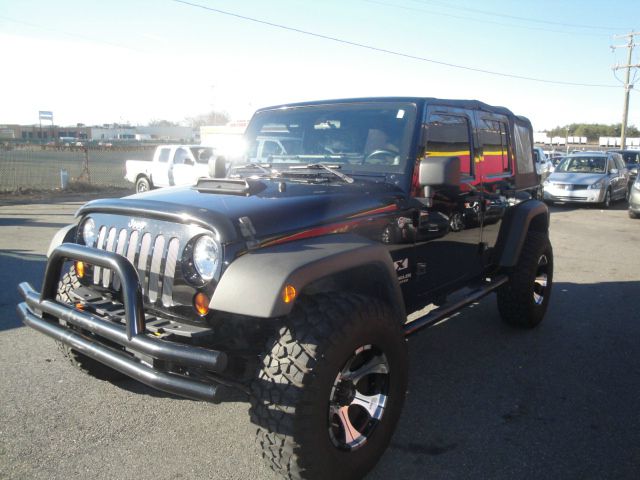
[125, 230, 139, 268]
[93, 226, 108, 284]
[137, 232, 152, 295]
[162, 238, 180, 307]
[148, 235, 166, 304]
[112, 229, 128, 291]
[102, 228, 118, 287]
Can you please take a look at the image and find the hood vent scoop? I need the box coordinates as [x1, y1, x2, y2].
[194, 178, 267, 196]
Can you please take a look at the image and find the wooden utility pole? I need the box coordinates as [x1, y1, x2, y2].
[612, 32, 640, 149]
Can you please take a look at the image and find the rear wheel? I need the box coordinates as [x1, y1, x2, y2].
[250, 294, 408, 480]
[135, 176, 151, 193]
[56, 268, 125, 381]
[497, 231, 553, 329]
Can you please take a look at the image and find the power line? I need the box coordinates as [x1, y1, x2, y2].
[366, 0, 610, 37]
[170, 0, 618, 88]
[410, 0, 621, 32]
[0, 15, 146, 53]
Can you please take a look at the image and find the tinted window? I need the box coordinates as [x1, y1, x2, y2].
[617, 151, 640, 165]
[513, 124, 534, 174]
[244, 102, 417, 173]
[261, 140, 284, 157]
[424, 114, 473, 177]
[613, 154, 625, 171]
[478, 118, 510, 174]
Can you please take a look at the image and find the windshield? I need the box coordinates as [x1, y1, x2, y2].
[555, 156, 606, 174]
[241, 102, 417, 174]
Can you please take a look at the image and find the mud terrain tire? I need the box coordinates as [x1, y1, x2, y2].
[250, 294, 408, 480]
[497, 231, 553, 328]
[56, 268, 125, 381]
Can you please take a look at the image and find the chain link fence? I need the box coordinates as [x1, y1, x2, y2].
[0, 144, 156, 192]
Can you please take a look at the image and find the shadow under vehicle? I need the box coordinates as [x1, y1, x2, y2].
[18, 97, 552, 480]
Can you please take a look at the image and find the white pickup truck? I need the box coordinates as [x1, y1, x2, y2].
[125, 145, 216, 193]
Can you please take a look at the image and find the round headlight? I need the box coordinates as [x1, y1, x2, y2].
[193, 235, 219, 281]
[82, 218, 97, 246]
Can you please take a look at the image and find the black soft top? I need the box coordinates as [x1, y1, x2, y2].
[254, 96, 532, 128]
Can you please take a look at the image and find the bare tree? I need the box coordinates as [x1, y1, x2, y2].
[185, 110, 230, 127]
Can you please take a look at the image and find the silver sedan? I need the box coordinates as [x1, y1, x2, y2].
[543, 152, 629, 208]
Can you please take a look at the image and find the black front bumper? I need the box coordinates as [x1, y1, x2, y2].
[17, 243, 228, 403]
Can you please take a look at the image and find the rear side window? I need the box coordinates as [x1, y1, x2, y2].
[478, 119, 511, 174]
[158, 148, 171, 163]
[513, 125, 534, 174]
[424, 114, 473, 178]
[173, 147, 191, 165]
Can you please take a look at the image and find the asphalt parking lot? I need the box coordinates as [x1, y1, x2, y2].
[1, 195, 639, 480]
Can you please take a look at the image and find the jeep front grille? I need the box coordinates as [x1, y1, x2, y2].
[92, 225, 181, 307]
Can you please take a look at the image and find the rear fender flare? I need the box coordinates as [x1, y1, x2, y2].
[494, 199, 549, 268]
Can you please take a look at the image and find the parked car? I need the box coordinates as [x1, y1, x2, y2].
[629, 173, 640, 218]
[125, 145, 216, 193]
[543, 152, 629, 208]
[608, 149, 640, 185]
[533, 147, 553, 181]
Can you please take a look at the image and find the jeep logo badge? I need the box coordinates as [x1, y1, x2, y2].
[128, 219, 147, 231]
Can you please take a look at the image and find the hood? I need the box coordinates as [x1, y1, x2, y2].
[78, 178, 404, 244]
[547, 172, 606, 185]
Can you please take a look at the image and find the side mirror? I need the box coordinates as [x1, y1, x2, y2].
[610, 168, 619, 175]
[208, 155, 227, 178]
[630, 167, 638, 176]
[419, 156, 461, 187]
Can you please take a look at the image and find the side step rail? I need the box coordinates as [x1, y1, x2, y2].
[403, 275, 508, 336]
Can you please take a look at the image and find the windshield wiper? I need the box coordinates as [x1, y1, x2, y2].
[231, 163, 273, 174]
[287, 163, 354, 184]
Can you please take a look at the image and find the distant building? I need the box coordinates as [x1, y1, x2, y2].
[0, 123, 197, 143]
[0, 124, 90, 141]
[136, 126, 197, 142]
[90, 126, 136, 141]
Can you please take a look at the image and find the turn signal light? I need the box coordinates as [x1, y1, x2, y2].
[283, 285, 297, 304]
[194, 292, 210, 316]
[75, 261, 85, 278]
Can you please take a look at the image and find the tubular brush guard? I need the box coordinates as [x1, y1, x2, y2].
[16, 243, 227, 403]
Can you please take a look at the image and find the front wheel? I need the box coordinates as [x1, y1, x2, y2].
[56, 268, 126, 381]
[497, 231, 553, 328]
[601, 189, 611, 209]
[250, 294, 408, 480]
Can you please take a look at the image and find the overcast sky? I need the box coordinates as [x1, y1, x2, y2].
[0, 0, 638, 131]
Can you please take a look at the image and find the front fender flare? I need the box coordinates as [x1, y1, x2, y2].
[46, 224, 77, 258]
[211, 234, 405, 320]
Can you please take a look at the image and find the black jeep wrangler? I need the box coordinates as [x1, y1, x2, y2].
[18, 97, 552, 480]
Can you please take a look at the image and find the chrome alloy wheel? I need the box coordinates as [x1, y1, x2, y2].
[533, 254, 549, 305]
[328, 345, 390, 451]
